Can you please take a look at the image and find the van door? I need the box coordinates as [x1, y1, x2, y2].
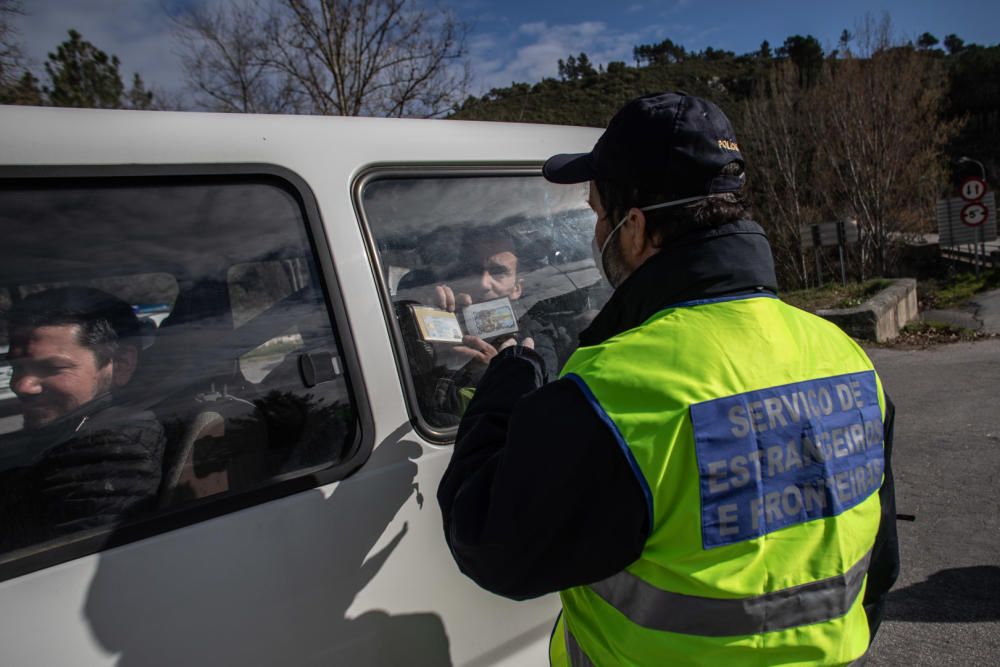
[0, 164, 607, 666]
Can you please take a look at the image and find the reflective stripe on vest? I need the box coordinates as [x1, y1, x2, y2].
[564, 621, 595, 667]
[589, 549, 872, 637]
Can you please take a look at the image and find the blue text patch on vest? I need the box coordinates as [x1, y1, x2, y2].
[690, 371, 883, 549]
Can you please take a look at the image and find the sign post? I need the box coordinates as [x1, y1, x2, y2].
[937, 180, 997, 273]
[812, 226, 822, 285]
[960, 177, 990, 278]
[800, 219, 859, 286]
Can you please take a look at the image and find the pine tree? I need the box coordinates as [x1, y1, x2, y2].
[1, 69, 42, 104]
[943, 34, 965, 55]
[124, 72, 153, 110]
[917, 32, 939, 51]
[44, 29, 126, 108]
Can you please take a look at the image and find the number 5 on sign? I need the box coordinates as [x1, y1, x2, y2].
[960, 202, 988, 227]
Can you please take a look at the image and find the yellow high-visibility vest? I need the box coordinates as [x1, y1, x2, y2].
[551, 294, 885, 666]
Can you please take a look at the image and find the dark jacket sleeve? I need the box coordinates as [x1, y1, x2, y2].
[35, 415, 165, 536]
[863, 395, 901, 641]
[517, 313, 560, 380]
[438, 345, 649, 600]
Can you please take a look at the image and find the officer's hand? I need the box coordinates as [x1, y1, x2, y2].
[434, 284, 472, 313]
[498, 337, 534, 351]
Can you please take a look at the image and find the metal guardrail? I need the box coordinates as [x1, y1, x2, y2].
[941, 245, 999, 268]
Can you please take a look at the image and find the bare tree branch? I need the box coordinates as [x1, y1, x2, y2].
[174, 0, 468, 117]
[0, 0, 26, 89]
[171, 0, 301, 113]
[743, 13, 958, 285]
[808, 15, 957, 276]
[743, 62, 820, 288]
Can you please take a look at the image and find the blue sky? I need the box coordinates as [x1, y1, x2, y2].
[12, 0, 1000, 105]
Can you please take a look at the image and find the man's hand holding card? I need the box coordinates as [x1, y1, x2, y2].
[410, 296, 529, 364]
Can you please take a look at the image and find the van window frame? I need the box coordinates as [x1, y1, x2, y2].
[0, 163, 375, 582]
[354, 164, 565, 444]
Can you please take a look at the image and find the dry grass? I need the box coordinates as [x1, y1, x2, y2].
[782, 279, 895, 312]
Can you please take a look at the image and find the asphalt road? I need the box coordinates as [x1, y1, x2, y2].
[864, 338, 1000, 666]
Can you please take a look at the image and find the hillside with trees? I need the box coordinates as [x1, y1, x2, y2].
[451, 25, 998, 173]
[452, 20, 1000, 288]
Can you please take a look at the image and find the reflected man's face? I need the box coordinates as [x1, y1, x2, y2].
[474, 250, 523, 302]
[9, 324, 114, 430]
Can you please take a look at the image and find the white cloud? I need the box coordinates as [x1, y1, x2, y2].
[469, 19, 667, 94]
[469, 33, 497, 52]
[517, 21, 547, 35]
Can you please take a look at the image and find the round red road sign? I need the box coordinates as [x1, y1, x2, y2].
[960, 177, 987, 201]
[960, 202, 988, 227]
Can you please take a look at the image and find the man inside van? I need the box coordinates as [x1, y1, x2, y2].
[396, 229, 560, 424]
[427, 229, 559, 375]
[438, 92, 898, 665]
[0, 287, 165, 549]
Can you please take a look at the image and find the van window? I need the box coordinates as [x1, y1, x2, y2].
[229, 260, 312, 382]
[362, 174, 610, 431]
[0, 175, 357, 558]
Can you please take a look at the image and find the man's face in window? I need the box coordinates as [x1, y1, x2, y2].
[9, 324, 115, 430]
[474, 250, 523, 302]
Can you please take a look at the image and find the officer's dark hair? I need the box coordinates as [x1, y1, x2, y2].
[6, 286, 140, 367]
[595, 162, 750, 245]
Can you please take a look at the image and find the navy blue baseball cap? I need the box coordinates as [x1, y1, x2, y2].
[543, 91, 745, 196]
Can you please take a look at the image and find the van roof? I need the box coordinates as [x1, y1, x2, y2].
[0, 106, 601, 168]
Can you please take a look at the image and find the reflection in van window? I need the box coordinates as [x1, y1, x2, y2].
[0, 177, 357, 556]
[363, 175, 610, 429]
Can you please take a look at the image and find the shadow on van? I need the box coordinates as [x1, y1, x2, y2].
[82, 424, 453, 666]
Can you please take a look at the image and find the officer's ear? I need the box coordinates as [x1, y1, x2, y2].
[622, 207, 658, 269]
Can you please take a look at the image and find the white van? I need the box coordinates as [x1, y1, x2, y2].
[0, 106, 606, 666]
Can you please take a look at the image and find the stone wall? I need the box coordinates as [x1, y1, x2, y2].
[817, 279, 918, 342]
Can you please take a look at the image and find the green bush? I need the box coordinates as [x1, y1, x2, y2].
[919, 267, 1000, 309]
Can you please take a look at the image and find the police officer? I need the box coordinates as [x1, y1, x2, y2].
[437, 91, 898, 666]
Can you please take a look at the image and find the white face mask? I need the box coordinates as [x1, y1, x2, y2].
[592, 194, 710, 286]
[590, 233, 610, 283]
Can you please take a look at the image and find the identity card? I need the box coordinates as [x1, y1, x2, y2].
[410, 305, 464, 343]
[462, 297, 519, 339]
